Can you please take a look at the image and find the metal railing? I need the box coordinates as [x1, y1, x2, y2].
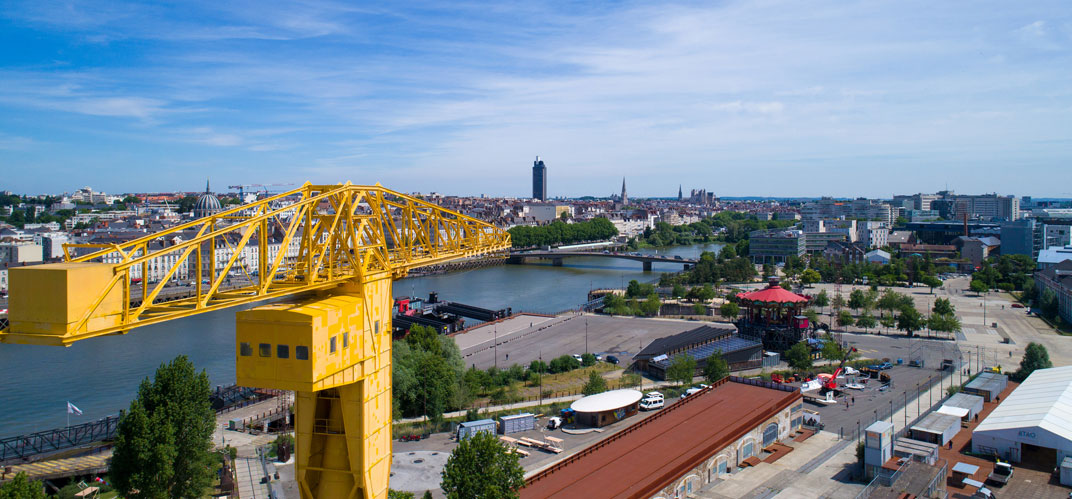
[0, 416, 119, 464]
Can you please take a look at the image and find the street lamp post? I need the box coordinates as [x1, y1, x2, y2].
[494, 326, 498, 369]
[585, 318, 589, 355]
[904, 391, 908, 430]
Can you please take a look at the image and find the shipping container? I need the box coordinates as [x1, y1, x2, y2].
[499, 413, 536, 435]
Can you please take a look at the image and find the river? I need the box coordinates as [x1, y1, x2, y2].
[0, 242, 721, 437]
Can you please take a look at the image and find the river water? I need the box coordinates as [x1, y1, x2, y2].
[0, 242, 721, 437]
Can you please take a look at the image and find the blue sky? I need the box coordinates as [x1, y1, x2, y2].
[0, 1, 1069, 198]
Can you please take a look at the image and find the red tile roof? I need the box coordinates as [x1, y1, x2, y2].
[736, 285, 809, 304]
[521, 378, 800, 498]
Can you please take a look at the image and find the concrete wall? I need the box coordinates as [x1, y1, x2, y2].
[649, 401, 802, 499]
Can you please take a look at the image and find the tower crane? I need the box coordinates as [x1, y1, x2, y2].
[0, 182, 511, 499]
[229, 182, 296, 199]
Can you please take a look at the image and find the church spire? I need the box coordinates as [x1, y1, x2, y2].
[205, 178, 211, 194]
[620, 177, 628, 205]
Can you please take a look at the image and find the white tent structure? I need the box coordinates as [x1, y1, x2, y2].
[972, 366, 1072, 468]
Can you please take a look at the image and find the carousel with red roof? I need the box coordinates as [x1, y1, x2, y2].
[735, 277, 813, 351]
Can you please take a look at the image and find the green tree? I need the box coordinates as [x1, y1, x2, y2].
[581, 353, 597, 367]
[1040, 288, 1059, 320]
[969, 279, 989, 295]
[111, 355, 214, 499]
[666, 354, 697, 386]
[877, 289, 903, 315]
[639, 293, 662, 317]
[388, 491, 416, 499]
[804, 309, 819, 325]
[821, 338, 845, 361]
[855, 311, 877, 332]
[702, 351, 729, 383]
[932, 297, 954, 316]
[719, 301, 740, 320]
[896, 307, 925, 336]
[848, 289, 867, 312]
[831, 293, 846, 310]
[927, 313, 961, 335]
[800, 269, 821, 287]
[582, 371, 608, 395]
[837, 310, 855, 328]
[692, 303, 707, 315]
[441, 431, 525, 499]
[0, 472, 47, 499]
[921, 275, 943, 294]
[1015, 342, 1053, 380]
[671, 283, 686, 298]
[880, 314, 896, 334]
[423, 492, 434, 499]
[785, 341, 813, 370]
[813, 289, 830, 313]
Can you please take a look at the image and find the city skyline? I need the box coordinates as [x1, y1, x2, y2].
[1, 1, 1070, 197]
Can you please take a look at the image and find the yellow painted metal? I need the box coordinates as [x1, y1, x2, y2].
[6, 262, 125, 344]
[0, 183, 510, 345]
[238, 275, 393, 499]
[0, 182, 510, 499]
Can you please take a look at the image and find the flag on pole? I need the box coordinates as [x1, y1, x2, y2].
[67, 401, 83, 415]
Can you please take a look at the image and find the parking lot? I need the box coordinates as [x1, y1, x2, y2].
[810, 333, 966, 440]
[456, 313, 710, 370]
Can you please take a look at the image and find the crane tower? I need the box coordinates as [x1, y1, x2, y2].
[0, 182, 511, 499]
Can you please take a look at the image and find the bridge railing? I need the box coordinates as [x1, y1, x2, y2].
[0, 416, 119, 465]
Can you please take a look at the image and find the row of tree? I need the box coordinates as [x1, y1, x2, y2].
[507, 217, 618, 248]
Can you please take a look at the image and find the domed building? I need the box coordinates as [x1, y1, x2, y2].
[194, 179, 222, 219]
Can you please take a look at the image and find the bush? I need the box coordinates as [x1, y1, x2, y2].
[581, 353, 597, 367]
[548, 355, 581, 374]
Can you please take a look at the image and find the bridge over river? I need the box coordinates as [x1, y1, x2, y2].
[507, 250, 698, 271]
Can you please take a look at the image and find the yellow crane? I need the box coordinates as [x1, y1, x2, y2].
[0, 182, 510, 499]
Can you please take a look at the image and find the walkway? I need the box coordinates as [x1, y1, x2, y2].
[235, 456, 270, 499]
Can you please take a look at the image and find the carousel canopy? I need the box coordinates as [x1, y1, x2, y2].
[736, 285, 808, 304]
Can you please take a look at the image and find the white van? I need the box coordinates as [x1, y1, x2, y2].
[640, 397, 664, 410]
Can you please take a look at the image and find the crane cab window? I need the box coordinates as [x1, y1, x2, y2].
[259, 343, 271, 357]
[343, 332, 349, 349]
[330, 336, 337, 354]
[295, 346, 309, 360]
[240, 342, 252, 356]
[375, 321, 380, 335]
[277, 345, 289, 359]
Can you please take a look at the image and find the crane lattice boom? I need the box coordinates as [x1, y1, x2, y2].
[1, 182, 510, 346]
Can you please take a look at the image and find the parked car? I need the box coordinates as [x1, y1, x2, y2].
[680, 387, 702, 399]
[572, 354, 583, 361]
[639, 398, 664, 410]
[987, 462, 1013, 487]
[868, 362, 893, 370]
[605, 355, 620, 365]
[547, 416, 562, 429]
[1011, 303, 1024, 308]
[842, 366, 859, 376]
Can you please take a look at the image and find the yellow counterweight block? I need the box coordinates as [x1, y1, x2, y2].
[235, 276, 393, 499]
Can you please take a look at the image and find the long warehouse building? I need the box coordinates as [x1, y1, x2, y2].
[521, 377, 803, 499]
[972, 365, 1072, 469]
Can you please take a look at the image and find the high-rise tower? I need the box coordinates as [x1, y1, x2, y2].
[532, 156, 547, 201]
[621, 177, 628, 206]
[678, 185, 683, 201]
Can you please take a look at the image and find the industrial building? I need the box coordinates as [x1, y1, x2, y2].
[908, 412, 961, 447]
[963, 372, 1007, 402]
[522, 377, 802, 499]
[938, 392, 984, 425]
[632, 323, 762, 379]
[972, 366, 1072, 469]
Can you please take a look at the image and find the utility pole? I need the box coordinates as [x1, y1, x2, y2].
[539, 350, 543, 407]
[904, 391, 908, 430]
[494, 326, 498, 369]
[585, 318, 589, 354]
